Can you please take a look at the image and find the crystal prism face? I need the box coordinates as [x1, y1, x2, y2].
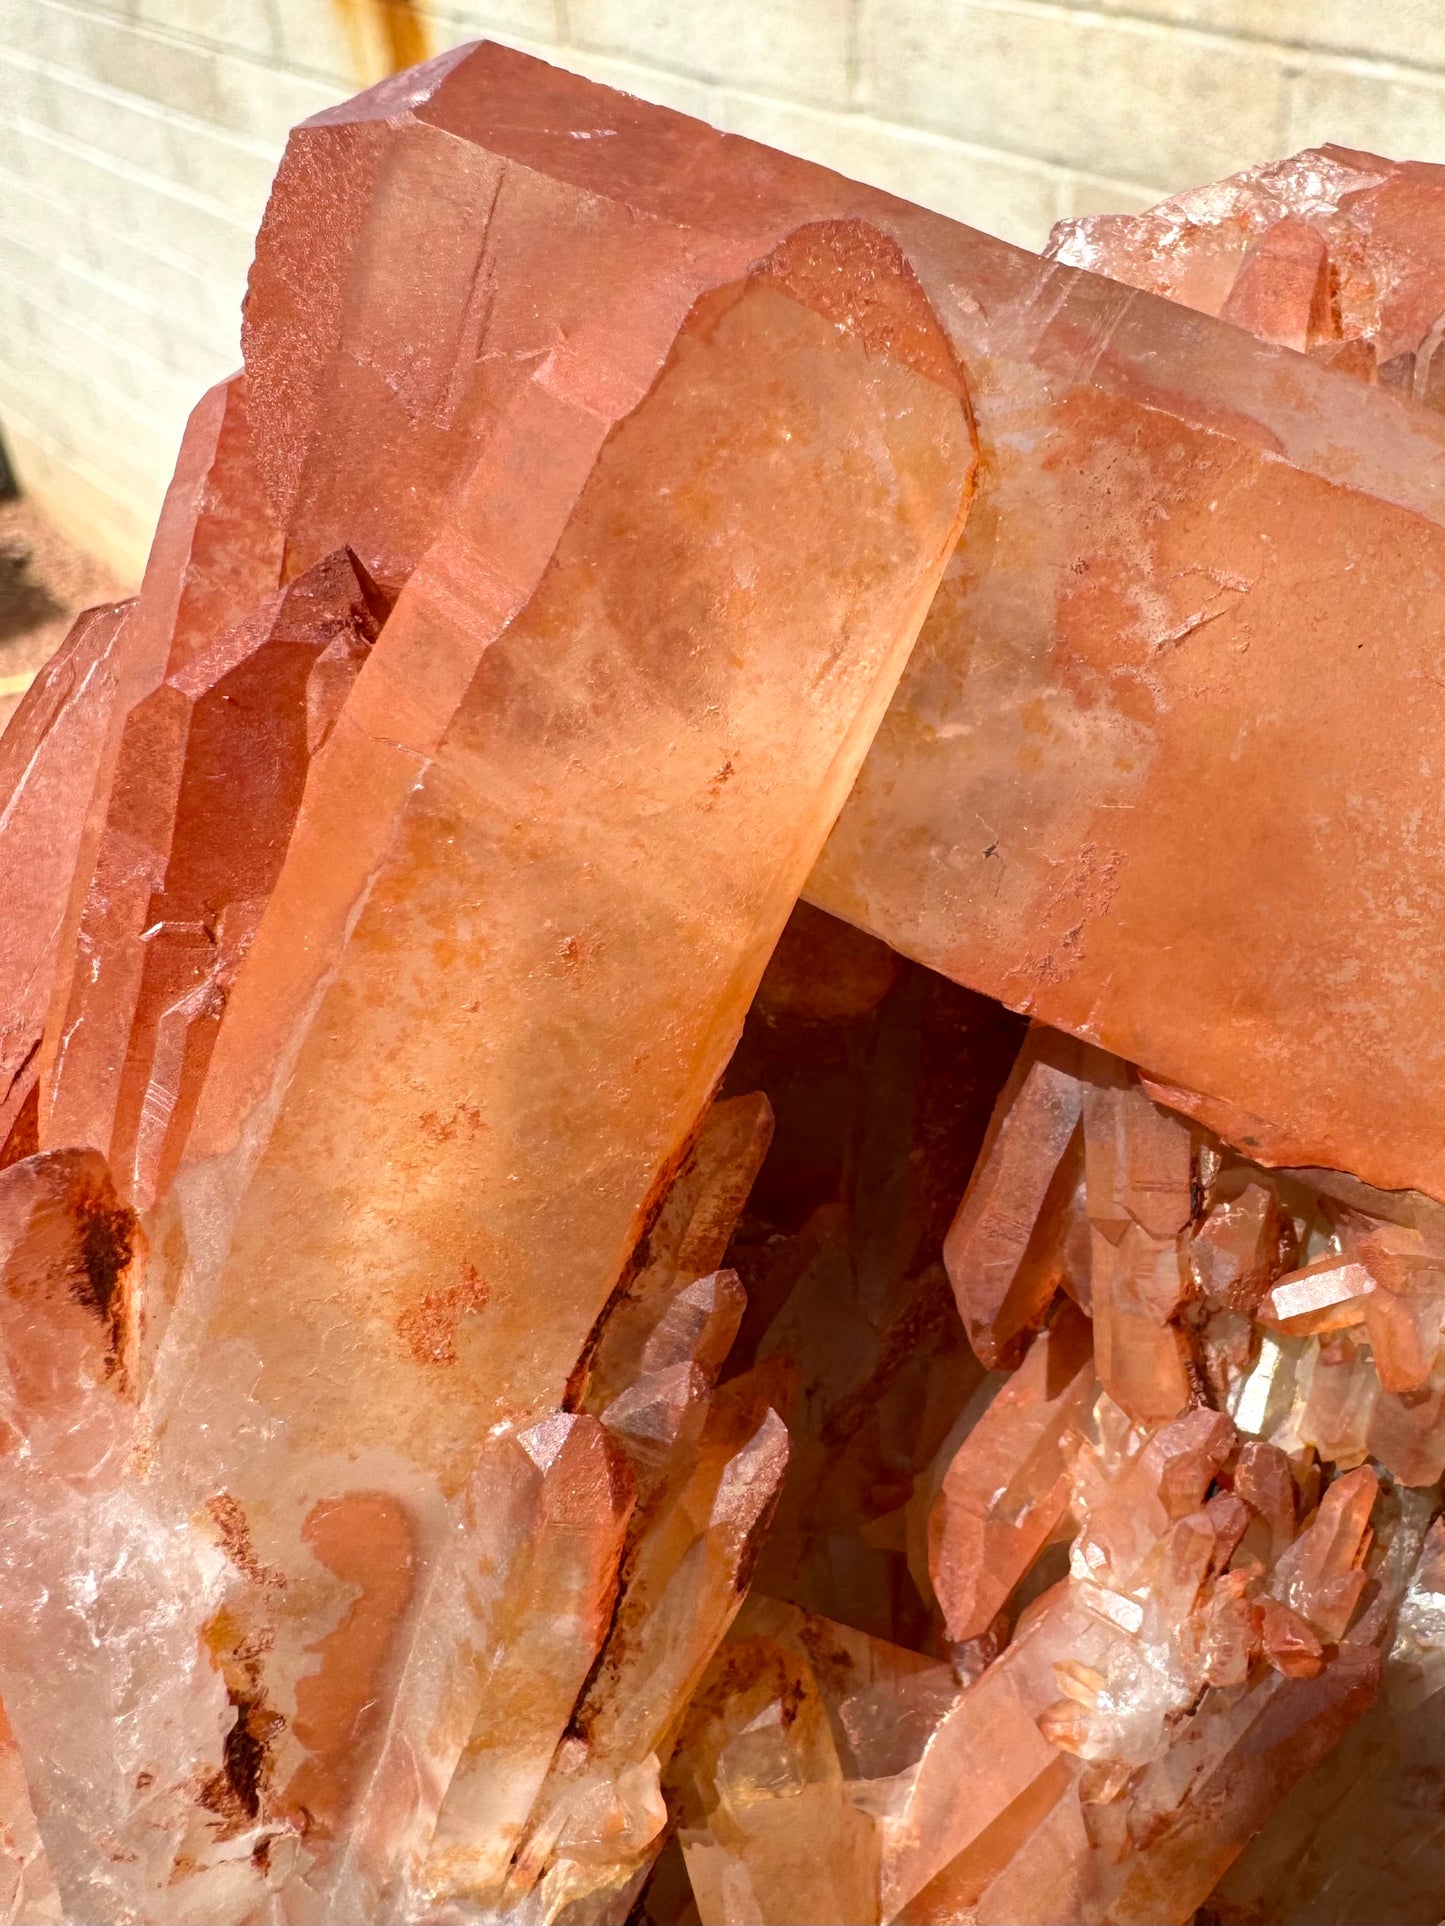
[6, 38, 1445, 1926]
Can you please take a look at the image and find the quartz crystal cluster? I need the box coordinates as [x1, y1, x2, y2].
[5, 38, 1445, 1926]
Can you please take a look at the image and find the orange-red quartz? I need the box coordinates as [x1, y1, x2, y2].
[0, 44, 1444, 1926]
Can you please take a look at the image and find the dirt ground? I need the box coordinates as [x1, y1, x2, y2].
[0, 495, 130, 736]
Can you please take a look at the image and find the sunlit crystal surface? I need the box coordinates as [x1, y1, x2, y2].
[2, 43, 1445, 1926]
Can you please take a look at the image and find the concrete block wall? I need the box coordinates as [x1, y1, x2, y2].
[4, 0, 1445, 578]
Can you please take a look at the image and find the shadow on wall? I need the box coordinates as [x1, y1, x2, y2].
[333, 0, 431, 84]
[0, 413, 127, 735]
[0, 542, 64, 648]
[0, 423, 63, 648]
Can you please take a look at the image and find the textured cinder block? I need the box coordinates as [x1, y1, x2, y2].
[0, 163, 78, 267]
[0, 154, 247, 361]
[710, 89, 1069, 245]
[2, 119, 258, 286]
[70, 0, 283, 63]
[265, 4, 384, 84]
[0, 367, 178, 583]
[1286, 54, 1445, 166]
[129, 0, 282, 62]
[270, 0, 557, 86]
[419, 0, 562, 58]
[5, 57, 281, 213]
[1048, 0, 1445, 74]
[0, 322, 181, 480]
[1054, 166, 1163, 224]
[0, 247, 205, 431]
[857, 0, 1292, 189]
[0, 236, 232, 403]
[0, 408, 161, 579]
[9, 0, 333, 144]
[568, 0, 854, 110]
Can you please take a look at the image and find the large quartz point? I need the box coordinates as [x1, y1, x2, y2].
[0, 597, 132, 1156]
[5, 39, 1445, 1926]
[136, 214, 970, 1904]
[53, 531, 387, 1210]
[809, 145, 1445, 1198]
